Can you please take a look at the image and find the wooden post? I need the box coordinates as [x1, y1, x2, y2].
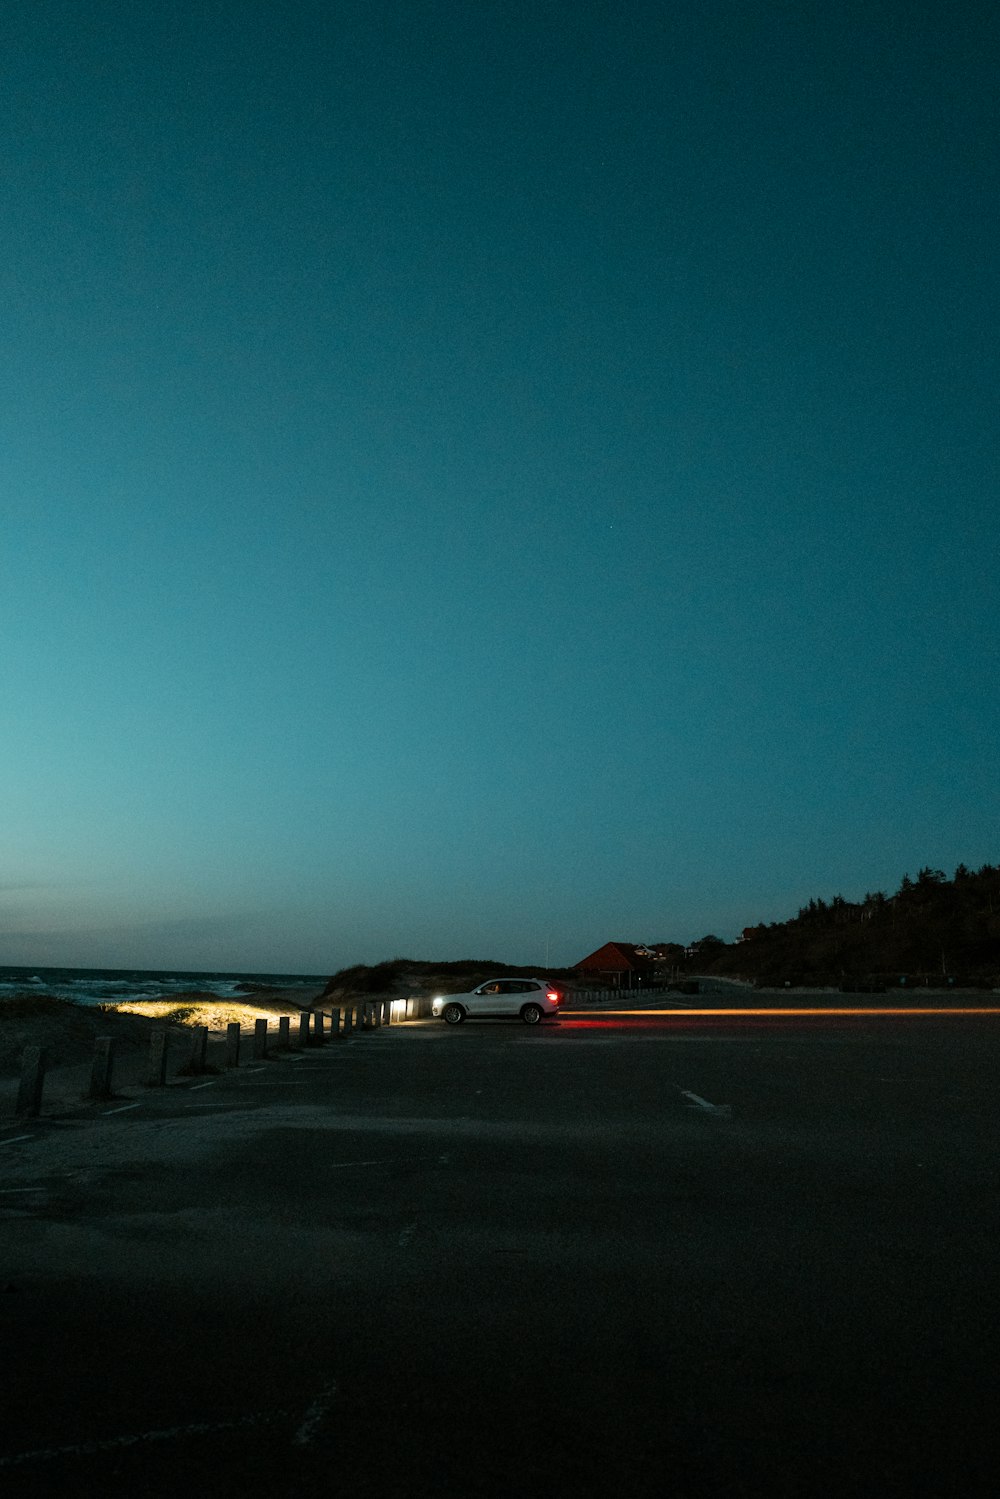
[188, 1025, 208, 1075]
[312, 1009, 325, 1045]
[333, 1006, 343, 1037]
[147, 1029, 169, 1087]
[298, 1011, 311, 1049]
[342, 1006, 352, 1036]
[253, 1018, 268, 1060]
[226, 1023, 241, 1069]
[16, 1046, 46, 1118]
[87, 1037, 116, 1100]
[384, 999, 392, 1026]
[277, 1015, 291, 1051]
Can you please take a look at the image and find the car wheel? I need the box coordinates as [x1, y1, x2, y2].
[443, 1003, 466, 1025]
[520, 1003, 543, 1025]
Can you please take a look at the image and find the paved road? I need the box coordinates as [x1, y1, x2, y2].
[2, 1010, 999, 1496]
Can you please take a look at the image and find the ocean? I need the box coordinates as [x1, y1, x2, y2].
[0, 965, 327, 1008]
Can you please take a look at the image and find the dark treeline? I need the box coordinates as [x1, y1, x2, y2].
[692, 864, 1000, 989]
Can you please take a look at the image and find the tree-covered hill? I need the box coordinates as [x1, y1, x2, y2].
[695, 865, 1000, 988]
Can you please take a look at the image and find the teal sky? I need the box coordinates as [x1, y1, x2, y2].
[2, 0, 998, 973]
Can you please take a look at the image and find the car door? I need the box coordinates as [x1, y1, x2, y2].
[496, 980, 525, 1015]
[473, 981, 505, 1016]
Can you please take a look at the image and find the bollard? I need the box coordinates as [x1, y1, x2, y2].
[87, 1037, 116, 1101]
[312, 1009, 326, 1045]
[277, 1016, 291, 1051]
[332, 1006, 343, 1038]
[342, 1006, 352, 1036]
[16, 1046, 47, 1118]
[187, 1025, 208, 1075]
[359, 1002, 368, 1031]
[384, 998, 391, 1026]
[147, 1029, 169, 1088]
[226, 1022, 241, 1069]
[298, 1011, 311, 1049]
[253, 1018, 268, 1061]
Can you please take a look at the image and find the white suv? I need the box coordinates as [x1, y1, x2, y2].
[432, 978, 562, 1026]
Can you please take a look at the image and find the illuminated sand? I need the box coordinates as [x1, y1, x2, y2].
[110, 990, 323, 1032]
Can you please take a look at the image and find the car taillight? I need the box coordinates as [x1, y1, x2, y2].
[547, 990, 561, 1003]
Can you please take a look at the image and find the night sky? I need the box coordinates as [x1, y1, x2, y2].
[3, 0, 997, 973]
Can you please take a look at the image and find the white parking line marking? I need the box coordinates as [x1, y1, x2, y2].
[328, 1160, 388, 1170]
[0, 1136, 34, 1147]
[0, 1411, 286, 1469]
[0, 1187, 45, 1194]
[293, 1381, 339, 1448]
[103, 1102, 142, 1115]
[189, 1081, 217, 1091]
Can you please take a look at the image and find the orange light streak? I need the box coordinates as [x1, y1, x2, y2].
[567, 1007, 1000, 1018]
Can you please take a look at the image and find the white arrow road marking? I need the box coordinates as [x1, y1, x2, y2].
[679, 1089, 732, 1117]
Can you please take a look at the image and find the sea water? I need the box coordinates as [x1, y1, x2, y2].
[0, 966, 326, 1007]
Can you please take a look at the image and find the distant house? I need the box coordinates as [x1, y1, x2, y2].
[651, 942, 685, 964]
[574, 941, 656, 989]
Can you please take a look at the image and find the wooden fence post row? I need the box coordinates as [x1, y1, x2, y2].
[148, 1029, 169, 1087]
[87, 1037, 116, 1101]
[188, 1025, 209, 1075]
[15, 1045, 47, 1118]
[11, 997, 406, 1121]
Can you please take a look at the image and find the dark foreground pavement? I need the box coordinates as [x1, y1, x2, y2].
[3, 1009, 1000, 1497]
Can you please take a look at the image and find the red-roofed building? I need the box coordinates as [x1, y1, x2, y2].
[574, 941, 656, 989]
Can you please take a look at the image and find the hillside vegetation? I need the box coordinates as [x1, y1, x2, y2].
[322, 958, 581, 1003]
[321, 865, 1000, 1000]
[694, 864, 1000, 989]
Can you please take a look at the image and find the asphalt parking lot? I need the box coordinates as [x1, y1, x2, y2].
[2, 1008, 999, 1497]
